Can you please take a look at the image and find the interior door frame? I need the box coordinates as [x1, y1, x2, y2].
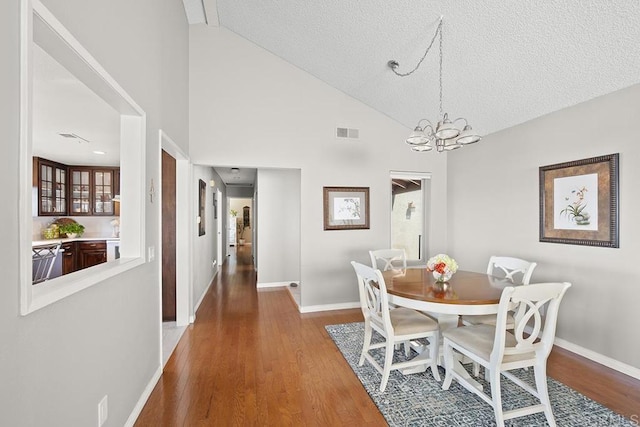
[216, 188, 223, 268]
[390, 171, 432, 264]
[159, 130, 192, 327]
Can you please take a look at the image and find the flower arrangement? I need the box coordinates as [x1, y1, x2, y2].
[427, 254, 458, 283]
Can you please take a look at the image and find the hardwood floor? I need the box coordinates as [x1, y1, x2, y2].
[136, 245, 640, 426]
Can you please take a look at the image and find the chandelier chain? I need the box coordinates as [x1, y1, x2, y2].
[439, 19, 444, 117]
[389, 19, 443, 78]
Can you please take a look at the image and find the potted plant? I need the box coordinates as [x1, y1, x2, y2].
[237, 217, 247, 245]
[59, 222, 85, 238]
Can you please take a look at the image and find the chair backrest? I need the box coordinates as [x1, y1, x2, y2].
[351, 261, 392, 332]
[32, 243, 61, 284]
[487, 256, 537, 285]
[491, 282, 571, 364]
[369, 249, 407, 271]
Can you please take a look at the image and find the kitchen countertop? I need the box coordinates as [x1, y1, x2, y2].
[32, 234, 120, 247]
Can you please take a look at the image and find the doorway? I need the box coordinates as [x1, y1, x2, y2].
[160, 131, 191, 366]
[391, 172, 431, 263]
[161, 150, 177, 321]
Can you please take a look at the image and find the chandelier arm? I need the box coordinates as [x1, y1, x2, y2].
[451, 117, 469, 125]
[388, 17, 443, 78]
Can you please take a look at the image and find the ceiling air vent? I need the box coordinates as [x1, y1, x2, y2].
[58, 133, 90, 143]
[336, 127, 359, 139]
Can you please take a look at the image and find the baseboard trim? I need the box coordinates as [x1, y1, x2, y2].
[124, 365, 162, 427]
[257, 281, 290, 288]
[190, 268, 216, 324]
[300, 301, 360, 313]
[554, 337, 640, 380]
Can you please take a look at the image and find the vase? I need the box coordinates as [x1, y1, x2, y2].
[433, 271, 453, 283]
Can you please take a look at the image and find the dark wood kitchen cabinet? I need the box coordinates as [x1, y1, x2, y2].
[34, 157, 120, 217]
[78, 241, 107, 270]
[61, 242, 76, 275]
[69, 167, 119, 216]
[34, 157, 67, 216]
[61, 240, 106, 274]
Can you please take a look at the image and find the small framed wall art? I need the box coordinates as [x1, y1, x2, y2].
[323, 186, 370, 230]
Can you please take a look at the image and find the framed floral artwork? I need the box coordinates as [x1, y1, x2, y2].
[198, 179, 206, 236]
[323, 186, 370, 230]
[539, 153, 619, 247]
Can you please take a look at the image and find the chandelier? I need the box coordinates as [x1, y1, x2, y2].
[388, 17, 481, 152]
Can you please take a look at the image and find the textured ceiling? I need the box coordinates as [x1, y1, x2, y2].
[212, 0, 640, 137]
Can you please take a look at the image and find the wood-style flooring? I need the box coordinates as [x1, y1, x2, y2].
[135, 245, 640, 426]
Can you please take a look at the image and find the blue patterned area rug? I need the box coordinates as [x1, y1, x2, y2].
[326, 322, 634, 427]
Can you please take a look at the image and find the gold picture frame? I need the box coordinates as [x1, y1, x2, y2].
[323, 186, 370, 230]
[539, 153, 619, 247]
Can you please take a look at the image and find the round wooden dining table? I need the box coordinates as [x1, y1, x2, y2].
[380, 268, 515, 387]
[382, 269, 514, 316]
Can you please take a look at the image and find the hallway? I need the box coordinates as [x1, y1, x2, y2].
[135, 245, 383, 425]
[135, 246, 640, 426]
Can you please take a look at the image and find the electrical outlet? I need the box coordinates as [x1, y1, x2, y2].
[148, 246, 155, 262]
[98, 395, 108, 426]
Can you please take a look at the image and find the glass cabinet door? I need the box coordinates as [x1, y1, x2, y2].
[37, 159, 67, 216]
[93, 170, 114, 214]
[70, 169, 91, 214]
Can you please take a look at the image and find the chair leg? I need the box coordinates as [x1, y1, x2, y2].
[534, 362, 557, 427]
[379, 341, 395, 392]
[473, 361, 480, 377]
[441, 340, 454, 390]
[359, 321, 372, 366]
[403, 341, 411, 357]
[429, 334, 441, 382]
[489, 368, 505, 427]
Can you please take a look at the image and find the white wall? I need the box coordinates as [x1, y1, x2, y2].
[189, 26, 449, 308]
[193, 165, 223, 306]
[256, 169, 301, 286]
[448, 83, 640, 373]
[0, 0, 189, 425]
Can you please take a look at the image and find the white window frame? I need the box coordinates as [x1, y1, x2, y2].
[19, 0, 146, 314]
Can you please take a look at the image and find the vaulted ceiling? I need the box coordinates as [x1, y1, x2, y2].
[187, 1, 640, 139]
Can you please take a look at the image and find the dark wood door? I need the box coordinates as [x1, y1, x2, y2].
[61, 242, 76, 275]
[162, 150, 177, 321]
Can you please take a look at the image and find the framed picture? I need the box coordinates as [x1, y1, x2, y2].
[539, 153, 619, 247]
[198, 179, 206, 236]
[323, 186, 370, 230]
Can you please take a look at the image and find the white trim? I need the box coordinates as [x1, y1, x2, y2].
[299, 301, 361, 313]
[124, 366, 163, 427]
[20, 0, 146, 315]
[554, 337, 640, 381]
[257, 281, 291, 289]
[390, 170, 432, 180]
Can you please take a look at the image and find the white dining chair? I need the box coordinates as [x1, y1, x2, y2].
[369, 249, 407, 272]
[442, 282, 571, 427]
[351, 261, 441, 392]
[460, 256, 537, 328]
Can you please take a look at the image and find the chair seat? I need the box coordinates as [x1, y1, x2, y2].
[443, 324, 534, 364]
[460, 313, 515, 328]
[390, 307, 439, 335]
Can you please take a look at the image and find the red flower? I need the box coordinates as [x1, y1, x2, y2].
[434, 262, 446, 274]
